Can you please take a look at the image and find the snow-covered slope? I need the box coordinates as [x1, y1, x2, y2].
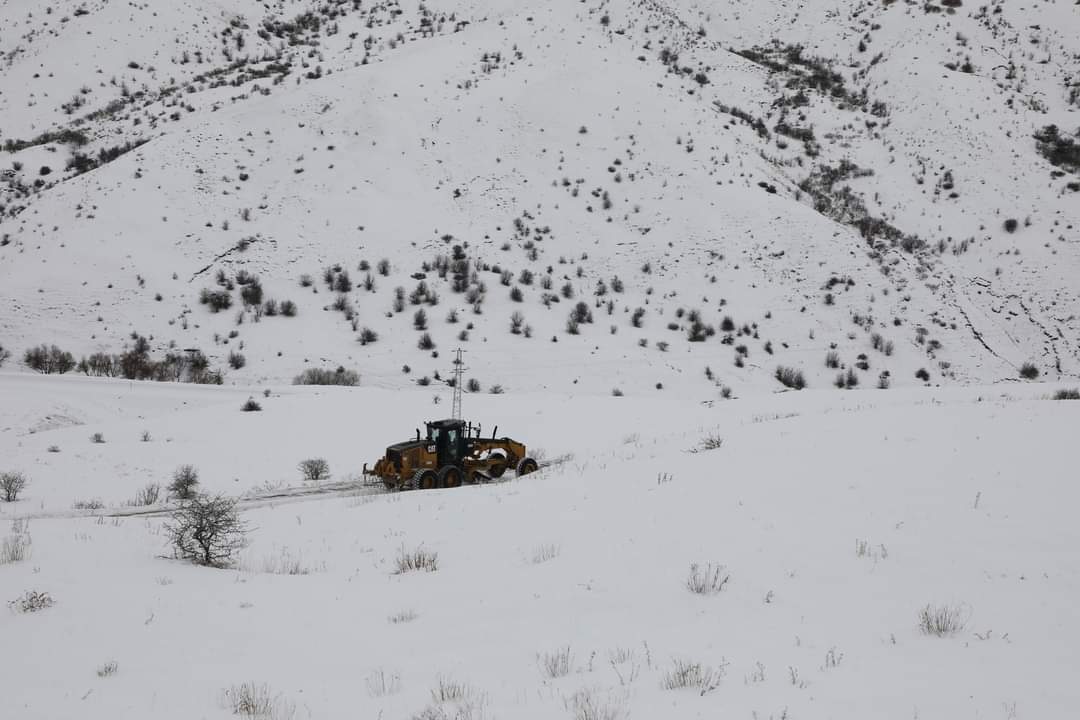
[2, 375, 1079, 719]
[1, 0, 1077, 396]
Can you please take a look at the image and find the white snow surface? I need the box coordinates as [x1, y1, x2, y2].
[2, 375, 1080, 719]
[2, 0, 1080, 718]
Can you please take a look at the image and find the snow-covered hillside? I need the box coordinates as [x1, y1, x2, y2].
[2, 3, 1079, 719]
[1, 0, 1077, 395]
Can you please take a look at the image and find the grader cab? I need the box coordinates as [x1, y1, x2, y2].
[363, 419, 538, 491]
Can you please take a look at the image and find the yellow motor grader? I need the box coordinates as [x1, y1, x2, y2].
[363, 418, 538, 490]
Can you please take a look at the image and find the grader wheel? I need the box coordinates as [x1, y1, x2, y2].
[412, 468, 438, 490]
[516, 457, 538, 476]
[487, 451, 509, 478]
[438, 465, 463, 488]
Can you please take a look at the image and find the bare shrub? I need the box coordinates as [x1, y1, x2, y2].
[254, 547, 313, 575]
[1053, 388, 1080, 400]
[430, 677, 471, 704]
[130, 483, 161, 506]
[222, 683, 296, 720]
[686, 563, 730, 595]
[293, 367, 360, 386]
[918, 604, 967, 637]
[90, 432, 106, 444]
[775, 366, 806, 390]
[23, 344, 75, 374]
[538, 646, 573, 678]
[299, 458, 330, 482]
[97, 661, 119, 677]
[166, 495, 248, 567]
[415, 678, 489, 720]
[564, 688, 624, 720]
[241, 398, 263, 412]
[1019, 362, 1039, 380]
[394, 545, 439, 574]
[388, 609, 418, 624]
[9, 590, 54, 613]
[366, 669, 402, 698]
[1, 471, 28, 502]
[1, 531, 31, 565]
[661, 659, 725, 694]
[169, 465, 200, 499]
[72, 498, 104, 510]
[695, 434, 724, 452]
[531, 543, 560, 564]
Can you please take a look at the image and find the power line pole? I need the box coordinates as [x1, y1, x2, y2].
[451, 348, 467, 420]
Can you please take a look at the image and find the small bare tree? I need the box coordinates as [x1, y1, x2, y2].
[168, 465, 199, 499]
[1, 472, 28, 502]
[166, 495, 247, 567]
[298, 458, 330, 482]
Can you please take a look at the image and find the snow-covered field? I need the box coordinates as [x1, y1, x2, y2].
[2, 374, 1079, 719]
[2, 0, 1080, 718]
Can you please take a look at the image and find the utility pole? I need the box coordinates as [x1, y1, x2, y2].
[450, 348, 467, 420]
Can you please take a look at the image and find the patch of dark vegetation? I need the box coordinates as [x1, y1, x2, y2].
[713, 104, 770, 140]
[66, 139, 150, 175]
[800, 161, 924, 254]
[293, 367, 360, 386]
[1033, 125, 1080, 173]
[733, 42, 886, 114]
[2, 128, 90, 153]
[77, 336, 223, 384]
[23, 344, 75, 374]
[775, 366, 807, 390]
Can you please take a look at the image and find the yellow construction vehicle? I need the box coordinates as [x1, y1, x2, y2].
[363, 418, 538, 490]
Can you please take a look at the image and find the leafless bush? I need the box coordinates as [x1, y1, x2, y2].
[775, 366, 806, 390]
[918, 604, 967, 637]
[90, 432, 106, 444]
[169, 465, 200, 500]
[661, 658, 725, 694]
[221, 683, 296, 720]
[298, 458, 330, 482]
[1053, 388, 1080, 400]
[388, 609, 418, 624]
[430, 677, 470, 703]
[692, 434, 724, 452]
[1, 472, 27, 502]
[394, 544, 439, 574]
[1, 530, 31, 565]
[97, 661, 119, 677]
[130, 483, 161, 506]
[531, 543, 561, 564]
[366, 669, 402, 697]
[293, 367, 360, 386]
[72, 498, 104, 510]
[538, 646, 573, 678]
[251, 547, 313, 575]
[166, 494, 248, 567]
[9, 590, 54, 613]
[686, 563, 730, 595]
[564, 688, 624, 720]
